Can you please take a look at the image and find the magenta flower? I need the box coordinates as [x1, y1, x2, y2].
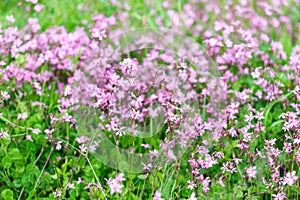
[6, 15, 15, 23]
[67, 182, 75, 190]
[56, 141, 62, 151]
[1, 91, 10, 100]
[90, 28, 107, 41]
[283, 171, 298, 186]
[25, 0, 38, 4]
[0, 130, 9, 140]
[17, 112, 28, 120]
[107, 173, 125, 195]
[28, 127, 41, 134]
[26, 135, 34, 142]
[34, 4, 44, 12]
[153, 190, 164, 200]
[188, 192, 197, 200]
[245, 166, 257, 179]
[272, 192, 286, 200]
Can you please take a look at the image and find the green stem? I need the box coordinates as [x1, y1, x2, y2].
[0, 116, 26, 130]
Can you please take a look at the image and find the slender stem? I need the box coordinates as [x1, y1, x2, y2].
[229, 141, 247, 190]
[139, 178, 146, 198]
[0, 116, 25, 130]
[34, 145, 54, 190]
[60, 139, 107, 199]
[18, 143, 46, 200]
[86, 155, 107, 200]
[159, 161, 168, 192]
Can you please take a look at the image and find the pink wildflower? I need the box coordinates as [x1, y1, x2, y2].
[283, 171, 298, 186]
[107, 173, 125, 195]
[153, 190, 164, 200]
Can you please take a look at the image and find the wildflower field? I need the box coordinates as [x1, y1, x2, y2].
[0, 0, 299, 199]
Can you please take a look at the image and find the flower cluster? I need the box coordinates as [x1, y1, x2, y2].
[0, 0, 299, 199]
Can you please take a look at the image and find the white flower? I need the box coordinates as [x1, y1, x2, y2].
[244, 112, 254, 122]
[255, 110, 264, 120]
[90, 28, 107, 41]
[187, 180, 196, 190]
[18, 112, 28, 120]
[272, 192, 286, 200]
[149, 149, 159, 157]
[115, 127, 126, 137]
[28, 127, 41, 134]
[142, 163, 152, 172]
[6, 15, 15, 23]
[0, 129, 9, 139]
[1, 91, 10, 100]
[53, 189, 62, 198]
[67, 182, 75, 189]
[251, 67, 262, 79]
[56, 141, 62, 151]
[79, 144, 87, 153]
[245, 166, 256, 178]
[141, 143, 150, 149]
[153, 190, 164, 200]
[283, 171, 298, 186]
[189, 192, 198, 200]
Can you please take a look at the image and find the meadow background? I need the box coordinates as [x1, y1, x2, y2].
[0, 0, 299, 199]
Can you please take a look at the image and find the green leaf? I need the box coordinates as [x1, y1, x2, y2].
[0, 134, 11, 146]
[162, 178, 174, 199]
[277, 72, 290, 86]
[0, 171, 13, 187]
[17, 54, 26, 65]
[2, 156, 12, 169]
[130, 193, 140, 200]
[56, 167, 63, 175]
[264, 92, 292, 130]
[180, 188, 190, 198]
[118, 161, 129, 171]
[26, 189, 36, 200]
[236, 190, 243, 198]
[1, 189, 14, 200]
[8, 148, 24, 164]
[22, 164, 40, 189]
[137, 174, 148, 180]
[13, 179, 23, 188]
[280, 28, 293, 56]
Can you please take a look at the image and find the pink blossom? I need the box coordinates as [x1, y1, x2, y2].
[18, 112, 28, 120]
[77, 178, 83, 184]
[202, 177, 211, 193]
[90, 28, 107, 41]
[107, 173, 125, 195]
[26, 0, 38, 4]
[6, 15, 15, 23]
[0, 130, 9, 140]
[28, 127, 41, 134]
[188, 192, 197, 200]
[141, 143, 150, 149]
[245, 166, 257, 179]
[26, 135, 34, 142]
[44, 129, 54, 135]
[67, 182, 75, 189]
[187, 180, 196, 190]
[79, 144, 87, 153]
[283, 171, 298, 186]
[272, 192, 286, 200]
[153, 190, 164, 200]
[34, 4, 44, 12]
[56, 141, 62, 151]
[1, 91, 10, 100]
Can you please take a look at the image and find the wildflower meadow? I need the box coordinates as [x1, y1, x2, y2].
[0, 0, 299, 199]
